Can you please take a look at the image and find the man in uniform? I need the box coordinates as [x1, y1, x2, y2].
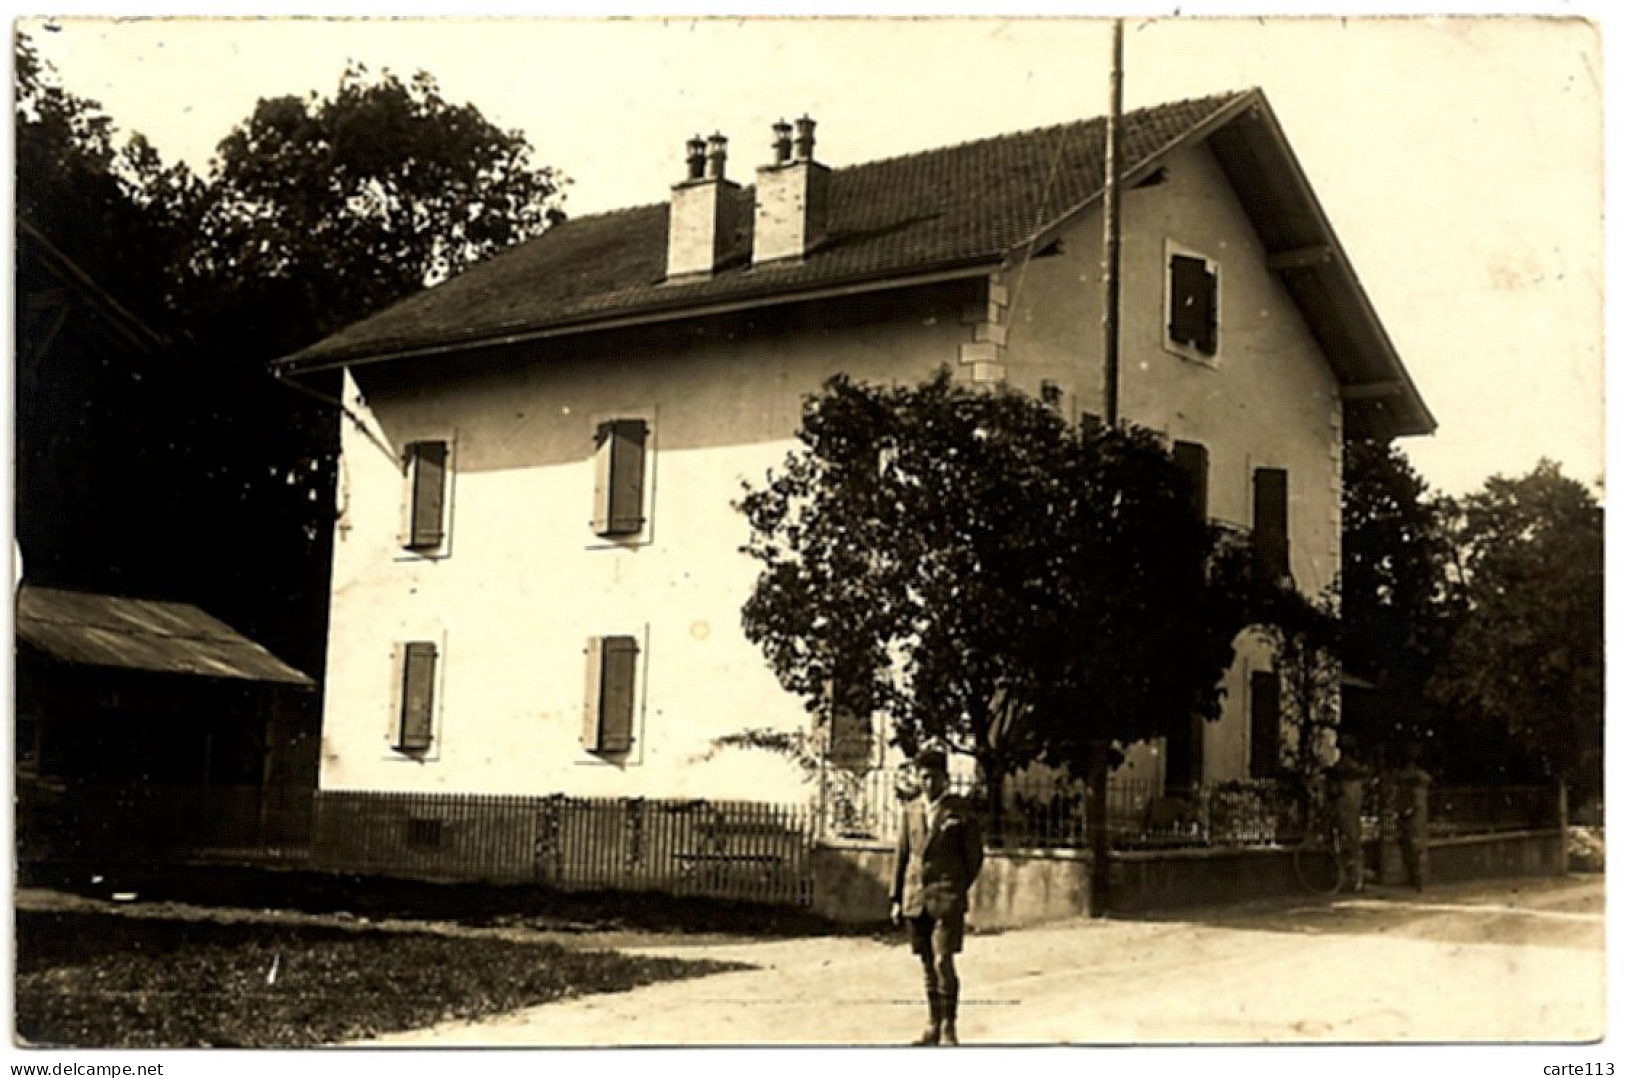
[890, 747, 985, 1046]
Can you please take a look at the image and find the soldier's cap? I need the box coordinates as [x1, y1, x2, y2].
[913, 747, 949, 774]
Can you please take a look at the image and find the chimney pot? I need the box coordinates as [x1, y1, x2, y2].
[705, 132, 728, 181]
[793, 115, 817, 162]
[772, 119, 793, 166]
[668, 129, 740, 280]
[753, 114, 829, 265]
[684, 135, 706, 181]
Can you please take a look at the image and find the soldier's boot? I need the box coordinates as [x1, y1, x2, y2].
[941, 984, 960, 1045]
[912, 984, 942, 1045]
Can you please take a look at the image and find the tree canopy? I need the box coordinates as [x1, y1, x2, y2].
[738, 371, 1263, 785]
[1338, 438, 1462, 761]
[15, 38, 566, 677]
[186, 62, 566, 359]
[1429, 461, 1603, 799]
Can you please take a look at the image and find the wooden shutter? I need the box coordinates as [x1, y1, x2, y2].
[406, 441, 448, 549]
[582, 637, 606, 750]
[1249, 670, 1281, 777]
[1253, 467, 1290, 581]
[398, 642, 437, 751]
[592, 420, 649, 536]
[599, 636, 639, 752]
[1169, 254, 1218, 356]
[1165, 713, 1204, 794]
[582, 635, 638, 754]
[1194, 262, 1218, 356]
[1172, 440, 1209, 521]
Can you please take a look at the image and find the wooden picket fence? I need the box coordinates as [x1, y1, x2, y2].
[311, 789, 815, 906]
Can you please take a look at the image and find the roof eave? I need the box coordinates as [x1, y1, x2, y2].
[1214, 96, 1436, 439]
[273, 257, 1004, 376]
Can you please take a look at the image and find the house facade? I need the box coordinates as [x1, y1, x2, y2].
[278, 91, 1432, 824]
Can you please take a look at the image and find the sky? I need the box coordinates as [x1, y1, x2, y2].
[18, 12, 1609, 499]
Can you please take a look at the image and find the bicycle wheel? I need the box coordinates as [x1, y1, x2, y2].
[1293, 838, 1343, 895]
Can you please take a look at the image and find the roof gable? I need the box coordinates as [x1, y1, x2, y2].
[276, 88, 1432, 439]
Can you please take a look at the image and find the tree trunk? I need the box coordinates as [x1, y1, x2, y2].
[1087, 741, 1111, 917]
[975, 753, 1005, 849]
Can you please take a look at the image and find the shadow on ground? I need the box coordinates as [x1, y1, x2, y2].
[18, 860, 894, 941]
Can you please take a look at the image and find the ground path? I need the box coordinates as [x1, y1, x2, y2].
[357, 876, 1603, 1046]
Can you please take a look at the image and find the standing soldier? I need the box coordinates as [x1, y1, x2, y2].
[890, 747, 985, 1046]
[1395, 746, 1432, 891]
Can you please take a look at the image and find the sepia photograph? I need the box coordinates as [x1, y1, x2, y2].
[9, 9, 1608, 1066]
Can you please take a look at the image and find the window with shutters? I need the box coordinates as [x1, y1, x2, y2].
[1164, 241, 1220, 362]
[1249, 669, 1282, 777]
[1252, 466, 1291, 583]
[591, 417, 653, 542]
[1172, 440, 1210, 522]
[583, 635, 640, 758]
[394, 641, 438, 754]
[402, 438, 452, 555]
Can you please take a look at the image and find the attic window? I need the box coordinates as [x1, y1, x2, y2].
[1165, 242, 1220, 361]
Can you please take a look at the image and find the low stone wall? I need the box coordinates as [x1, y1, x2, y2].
[817, 829, 1569, 923]
[1108, 845, 1306, 915]
[1426, 829, 1566, 885]
[811, 842, 1094, 929]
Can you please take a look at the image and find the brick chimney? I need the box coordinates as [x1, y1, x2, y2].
[667, 132, 740, 280]
[753, 115, 830, 265]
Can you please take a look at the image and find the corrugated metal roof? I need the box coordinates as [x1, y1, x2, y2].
[16, 585, 314, 687]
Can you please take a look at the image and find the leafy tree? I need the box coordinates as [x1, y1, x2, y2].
[1256, 585, 1342, 784]
[14, 34, 199, 332]
[183, 62, 566, 360]
[1428, 461, 1603, 803]
[1338, 438, 1462, 764]
[737, 371, 1262, 822]
[15, 37, 566, 679]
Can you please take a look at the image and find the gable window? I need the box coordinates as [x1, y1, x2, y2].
[1165, 243, 1219, 360]
[395, 641, 438, 753]
[1249, 670, 1282, 777]
[403, 439, 450, 552]
[1172, 440, 1210, 521]
[1252, 467, 1290, 582]
[583, 635, 639, 755]
[592, 419, 649, 537]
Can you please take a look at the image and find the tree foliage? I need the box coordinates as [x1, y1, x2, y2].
[1338, 438, 1462, 760]
[738, 371, 1263, 784]
[1255, 585, 1342, 783]
[186, 62, 565, 359]
[1428, 461, 1603, 798]
[15, 36, 565, 677]
[15, 34, 199, 331]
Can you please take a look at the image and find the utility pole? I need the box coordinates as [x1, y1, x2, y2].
[1101, 17, 1125, 430]
[1089, 17, 1125, 920]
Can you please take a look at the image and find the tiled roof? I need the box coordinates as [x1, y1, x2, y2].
[281, 91, 1251, 370]
[17, 584, 315, 686]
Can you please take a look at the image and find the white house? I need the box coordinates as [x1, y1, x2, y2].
[275, 90, 1433, 876]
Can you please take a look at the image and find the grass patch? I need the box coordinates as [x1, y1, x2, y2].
[15, 910, 742, 1048]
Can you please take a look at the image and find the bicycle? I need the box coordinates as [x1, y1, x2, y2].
[1290, 775, 1349, 896]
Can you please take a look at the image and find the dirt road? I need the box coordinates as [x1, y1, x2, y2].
[358, 876, 1604, 1046]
